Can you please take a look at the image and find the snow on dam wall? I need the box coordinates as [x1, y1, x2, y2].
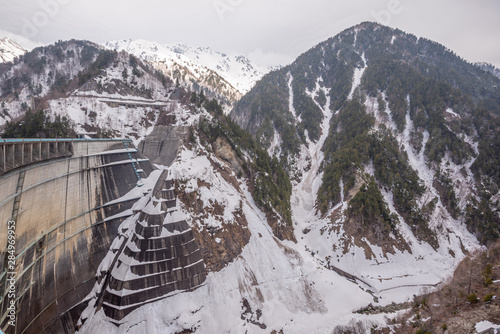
[0, 139, 155, 334]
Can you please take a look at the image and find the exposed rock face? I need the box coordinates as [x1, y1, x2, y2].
[174, 141, 251, 272]
[177, 183, 251, 272]
[265, 211, 296, 243]
[138, 126, 189, 166]
[213, 136, 243, 173]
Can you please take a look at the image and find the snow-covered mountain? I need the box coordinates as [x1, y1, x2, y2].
[104, 39, 269, 106]
[231, 21, 500, 331]
[0, 40, 203, 146]
[78, 24, 500, 333]
[0, 37, 26, 63]
[1, 24, 499, 333]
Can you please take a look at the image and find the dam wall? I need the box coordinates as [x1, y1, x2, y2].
[0, 139, 155, 334]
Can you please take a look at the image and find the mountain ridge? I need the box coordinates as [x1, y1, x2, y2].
[105, 38, 269, 93]
[104, 39, 270, 110]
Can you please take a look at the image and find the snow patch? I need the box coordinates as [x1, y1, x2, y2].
[445, 107, 461, 118]
[0, 37, 26, 63]
[475, 320, 500, 333]
[287, 72, 298, 120]
[267, 128, 282, 157]
[348, 53, 366, 100]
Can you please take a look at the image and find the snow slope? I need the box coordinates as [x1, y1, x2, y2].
[288, 78, 465, 306]
[0, 37, 25, 63]
[347, 53, 366, 100]
[0, 41, 89, 126]
[45, 51, 184, 145]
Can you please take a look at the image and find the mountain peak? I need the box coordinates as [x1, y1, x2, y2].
[231, 23, 500, 305]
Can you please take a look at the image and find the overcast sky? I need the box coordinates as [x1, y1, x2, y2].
[0, 0, 499, 67]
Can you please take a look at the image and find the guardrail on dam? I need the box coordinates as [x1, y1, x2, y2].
[0, 138, 155, 334]
[0, 139, 75, 176]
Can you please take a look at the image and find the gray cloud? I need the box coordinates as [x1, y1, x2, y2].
[0, 0, 498, 67]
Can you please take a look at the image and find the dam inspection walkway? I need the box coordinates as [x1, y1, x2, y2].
[0, 138, 139, 177]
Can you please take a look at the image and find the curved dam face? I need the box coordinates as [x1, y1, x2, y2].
[0, 139, 155, 334]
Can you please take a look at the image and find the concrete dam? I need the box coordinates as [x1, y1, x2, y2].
[0, 133, 206, 334]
